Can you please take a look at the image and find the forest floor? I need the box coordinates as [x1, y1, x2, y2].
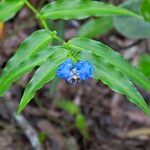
[0, 0, 150, 150]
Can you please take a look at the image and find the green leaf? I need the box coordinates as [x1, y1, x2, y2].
[57, 99, 80, 115]
[0, 0, 24, 22]
[40, 1, 141, 20]
[75, 114, 89, 139]
[68, 37, 150, 91]
[17, 48, 69, 113]
[38, 132, 46, 143]
[113, 0, 150, 39]
[0, 47, 57, 96]
[139, 54, 150, 77]
[141, 0, 150, 22]
[49, 76, 60, 95]
[3, 29, 54, 74]
[78, 17, 113, 38]
[77, 51, 150, 115]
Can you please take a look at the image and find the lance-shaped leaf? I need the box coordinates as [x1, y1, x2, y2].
[0, 0, 24, 22]
[57, 99, 80, 115]
[40, 0, 141, 20]
[113, 0, 150, 39]
[139, 54, 150, 77]
[3, 29, 54, 74]
[68, 38, 150, 91]
[141, 0, 150, 22]
[0, 47, 57, 96]
[78, 17, 113, 38]
[77, 51, 150, 115]
[17, 48, 69, 113]
[75, 114, 89, 139]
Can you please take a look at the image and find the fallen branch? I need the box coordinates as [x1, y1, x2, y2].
[2, 95, 43, 150]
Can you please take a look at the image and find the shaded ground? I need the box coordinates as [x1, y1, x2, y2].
[0, 0, 150, 150]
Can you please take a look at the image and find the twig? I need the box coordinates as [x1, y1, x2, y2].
[125, 128, 150, 138]
[121, 40, 142, 50]
[73, 87, 83, 106]
[2, 97, 43, 150]
[14, 114, 43, 150]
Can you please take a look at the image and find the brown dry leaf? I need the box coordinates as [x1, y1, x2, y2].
[125, 128, 150, 138]
[0, 22, 4, 40]
[125, 111, 150, 125]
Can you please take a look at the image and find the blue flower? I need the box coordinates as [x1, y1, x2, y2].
[56, 58, 73, 79]
[75, 61, 93, 80]
[56, 58, 93, 83]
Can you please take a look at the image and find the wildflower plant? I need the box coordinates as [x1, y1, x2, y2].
[0, 0, 150, 115]
[56, 59, 93, 83]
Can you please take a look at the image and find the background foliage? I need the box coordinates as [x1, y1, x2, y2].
[0, 0, 150, 149]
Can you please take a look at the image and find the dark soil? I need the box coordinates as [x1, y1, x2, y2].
[0, 0, 150, 150]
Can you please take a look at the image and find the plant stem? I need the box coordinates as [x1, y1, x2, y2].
[24, 0, 39, 15]
[24, 0, 66, 43]
[24, 0, 48, 29]
[54, 35, 66, 44]
[39, 16, 49, 29]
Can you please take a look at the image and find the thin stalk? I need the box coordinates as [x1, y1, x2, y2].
[24, 0, 48, 29]
[54, 35, 66, 44]
[24, 0, 39, 15]
[24, 0, 66, 44]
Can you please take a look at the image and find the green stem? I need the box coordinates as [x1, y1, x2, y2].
[39, 16, 49, 29]
[54, 35, 66, 44]
[24, 0, 48, 29]
[24, 0, 66, 44]
[24, 0, 39, 15]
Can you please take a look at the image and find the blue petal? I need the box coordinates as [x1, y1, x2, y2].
[57, 59, 93, 82]
[56, 58, 74, 79]
[75, 61, 93, 80]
